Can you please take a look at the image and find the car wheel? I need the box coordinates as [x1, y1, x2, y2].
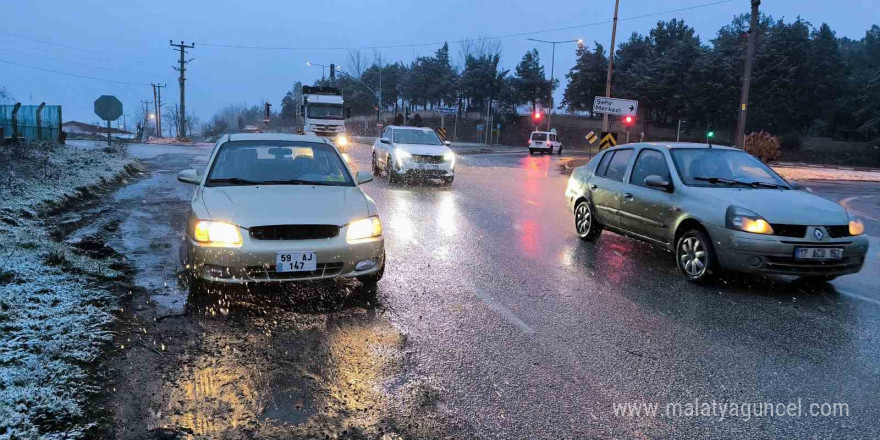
[529, 149, 534, 155]
[574, 200, 602, 241]
[371, 153, 380, 176]
[676, 229, 716, 284]
[442, 176, 454, 185]
[557, 147, 563, 155]
[356, 255, 385, 287]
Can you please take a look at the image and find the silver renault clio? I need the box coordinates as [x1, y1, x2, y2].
[565, 142, 868, 283]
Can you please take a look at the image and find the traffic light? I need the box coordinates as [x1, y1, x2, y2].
[707, 130, 715, 138]
[330, 63, 336, 79]
[623, 115, 634, 126]
[533, 111, 542, 121]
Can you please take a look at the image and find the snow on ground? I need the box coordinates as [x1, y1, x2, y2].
[773, 165, 880, 182]
[0, 142, 140, 439]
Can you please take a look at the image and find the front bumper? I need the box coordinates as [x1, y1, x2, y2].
[707, 224, 868, 276]
[396, 159, 454, 178]
[182, 228, 384, 284]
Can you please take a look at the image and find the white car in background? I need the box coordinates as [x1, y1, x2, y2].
[371, 126, 456, 184]
[177, 133, 385, 290]
[528, 131, 563, 155]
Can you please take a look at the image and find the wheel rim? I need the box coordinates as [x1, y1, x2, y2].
[575, 203, 591, 235]
[678, 236, 707, 277]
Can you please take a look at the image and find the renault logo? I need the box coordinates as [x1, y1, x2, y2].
[814, 228, 824, 240]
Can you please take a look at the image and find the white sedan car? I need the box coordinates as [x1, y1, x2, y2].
[177, 133, 384, 289]
[371, 125, 456, 184]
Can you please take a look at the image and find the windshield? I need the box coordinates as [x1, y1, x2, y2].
[531, 132, 548, 141]
[671, 149, 789, 188]
[206, 141, 353, 186]
[392, 129, 443, 145]
[307, 104, 344, 120]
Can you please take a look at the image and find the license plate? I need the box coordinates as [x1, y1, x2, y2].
[276, 251, 317, 272]
[795, 247, 843, 260]
[417, 163, 439, 170]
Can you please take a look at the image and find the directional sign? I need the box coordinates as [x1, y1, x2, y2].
[592, 97, 638, 116]
[585, 131, 598, 144]
[599, 131, 618, 149]
[435, 107, 457, 115]
[476, 124, 484, 131]
[94, 95, 123, 121]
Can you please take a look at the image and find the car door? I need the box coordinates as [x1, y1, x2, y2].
[618, 148, 677, 244]
[588, 148, 634, 228]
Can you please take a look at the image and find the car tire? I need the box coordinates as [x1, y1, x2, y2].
[557, 147, 563, 155]
[529, 149, 534, 155]
[356, 255, 385, 287]
[574, 200, 602, 241]
[371, 153, 380, 176]
[676, 229, 717, 284]
[442, 176, 454, 185]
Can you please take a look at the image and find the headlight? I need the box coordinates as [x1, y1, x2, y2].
[335, 135, 348, 147]
[395, 149, 411, 167]
[346, 216, 382, 242]
[848, 211, 865, 236]
[726, 206, 774, 235]
[193, 220, 242, 247]
[444, 151, 455, 167]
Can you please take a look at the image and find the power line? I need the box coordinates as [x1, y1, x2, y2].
[0, 30, 165, 64]
[196, 0, 733, 51]
[0, 47, 165, 78]
[0, 58, 151, 86]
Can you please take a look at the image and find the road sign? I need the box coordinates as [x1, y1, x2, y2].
[496, 123, 501, 130]
[599, 131, 618, 149]
[592, 97, 638, 116]
[94, 95, 123, 121]
[436, 127, 448, 141]
[435, 107, 457, 115]
[585, 131, 598, 144]
[476, 124, 484, 131]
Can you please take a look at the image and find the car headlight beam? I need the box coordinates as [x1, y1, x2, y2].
[395, 149, 411, 167]
[193, 220, 243, 247]
[726, 206, 774, 235]
[847, 211, 865, 236]
[346, 216, 383, 242]
[335, 135, 349, 147]
[444, 151, 455, 167]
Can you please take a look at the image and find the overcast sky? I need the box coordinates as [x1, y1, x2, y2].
[3, 0, 878, 127]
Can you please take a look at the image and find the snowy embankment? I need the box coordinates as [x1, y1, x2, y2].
[0, 142, 140, 439]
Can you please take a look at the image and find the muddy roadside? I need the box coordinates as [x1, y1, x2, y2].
[76, 152, 471, 439]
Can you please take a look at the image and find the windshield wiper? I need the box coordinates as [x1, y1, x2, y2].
[261, 179, 340, 186]
[206, 177, 265, 185]
[694, 177, 787, 189]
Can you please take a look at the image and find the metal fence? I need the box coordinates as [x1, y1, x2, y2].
[0, 103, 62, 141]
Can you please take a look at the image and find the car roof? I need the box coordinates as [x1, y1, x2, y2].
[604, 141, 739, 152]
[221, 132, 329, 144]
[386, 125, 434, 131]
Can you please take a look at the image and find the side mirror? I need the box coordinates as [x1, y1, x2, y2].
[355, 171, 373, 185]
[644, 175, 672, 191]
[380, 137, 391, 144]
[178, 169, 200, 185]
[444, 141, 452, 146]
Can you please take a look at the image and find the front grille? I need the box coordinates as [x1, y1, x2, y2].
[763, 256, 859, 274]
[825, 225, 850, 238]
[771, 224, 806, 238]
[245, 262, 344, 280]
[249, 225, 339, 241]
[411, 154, 445, 164]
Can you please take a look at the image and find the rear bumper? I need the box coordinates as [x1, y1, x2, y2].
[706, 224, 868, 276]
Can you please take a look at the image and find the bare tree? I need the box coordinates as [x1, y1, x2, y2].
[346, 49, 368, 77]
[0, 86, 12, 104]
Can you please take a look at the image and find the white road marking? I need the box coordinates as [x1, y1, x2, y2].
[836, 289, 880, 307]
[840, 195, 880, 222]
[473, 289, 536, 334]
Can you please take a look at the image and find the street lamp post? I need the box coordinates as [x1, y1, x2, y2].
[337, 68, 382, 122]
[527, 38, 581, 132]
[306, 61, 328, 80]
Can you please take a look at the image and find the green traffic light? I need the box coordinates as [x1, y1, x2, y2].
[707, 131, 715, 138]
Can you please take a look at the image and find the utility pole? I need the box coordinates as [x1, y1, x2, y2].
[735, 0, 760, 148]
[140, 100, 151, 139]
[171, 40, 195, 139]
[152, 83, 166, 137]
[602, 0, 621, 133]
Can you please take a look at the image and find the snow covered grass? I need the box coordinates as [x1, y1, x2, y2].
[0, 142, 139, 439]
[773, 165, 880, 182]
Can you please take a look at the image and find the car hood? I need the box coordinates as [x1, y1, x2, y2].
[392, 143, 451, 156]
[200, 185, 368, 228]
[700, 188, 848, 225]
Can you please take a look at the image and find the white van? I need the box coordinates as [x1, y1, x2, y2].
[528, 131, 562, 155]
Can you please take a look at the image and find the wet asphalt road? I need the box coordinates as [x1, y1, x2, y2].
[76, 141, 880, 439]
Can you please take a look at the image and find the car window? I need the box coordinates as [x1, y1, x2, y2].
[551, 134, 558, 142]
[531, 132, 547, 141]
[603, 149, 634, 182]
[596, 151, 614, 177]
[630, 149, 671, 187]
[382, 128, 389, 139]
[206, 141, 354, 187]
[392, 129, 443, 145]
[670, 149, 789, 187]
